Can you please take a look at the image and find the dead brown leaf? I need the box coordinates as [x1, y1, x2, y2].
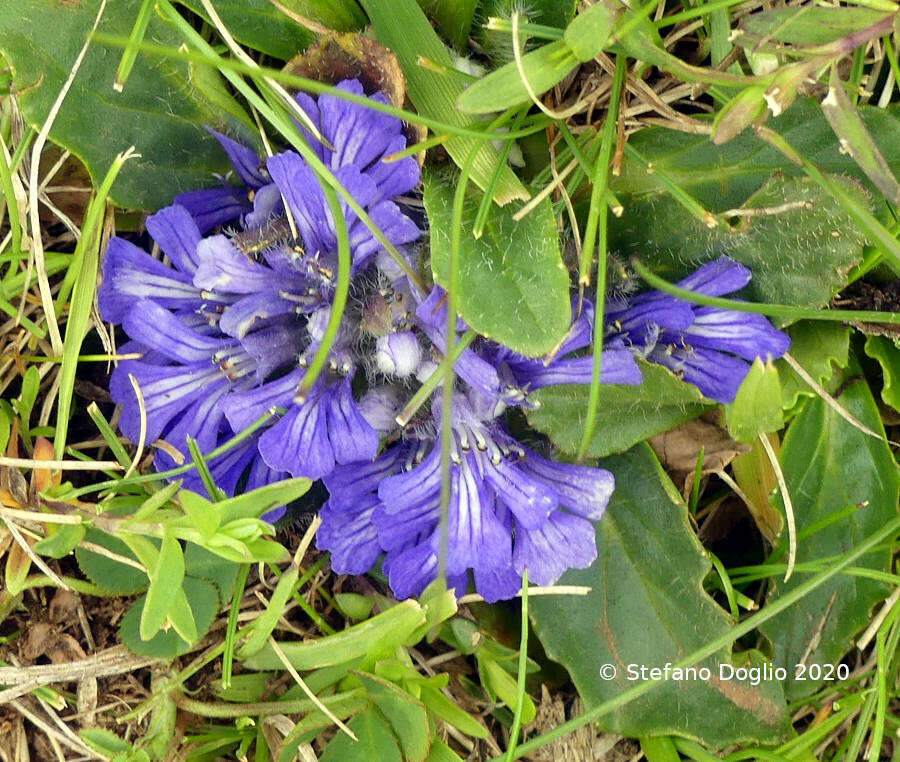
[650, 419, 750, 494]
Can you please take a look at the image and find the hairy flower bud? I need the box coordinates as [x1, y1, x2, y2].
[375, 331, 422, 377]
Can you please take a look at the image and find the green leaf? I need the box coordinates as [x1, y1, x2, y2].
[119, 577, 219, 658]
[563, 2, 617, 62]
[424, 170, 571, 356]
[178, 0, 316, 59]
[480, 658, 536, 724]
[33, 523, 86, 559]
[726, 359, 784, 443]
[356, 672, 431, 762]
[415, 0, 478, 49]
[612, 174, 868, 307]
[243, 600, 427, 670]
[736, 7, 890, 47]
[777, 321, 851, 410]
[419, 685, 488, 739]
[611, 99, 900, 211]
[359, 0, 530, 205]
[529, 446, 791, 747]
[15, 366, 39, 432]
[215, 477, 312, 523]
[75, 529, 149, 594]
[178, 490, 220, 539]
[184, 543, 239, 606]
[822, 67, 900, 207]
[80, 728, 133, 755]
[320, 706, 402, 762]
[238, 566, 299, 658]
[140, 533, 186, 641]
[864, 335, 900, 412]
[760, 380, 899, 700]
[0, 0, 255, 210]
[425, 739, 464, 762]
[456, 40, 577, 114]
[335, 593, 375, 621]
[528, 361, 709, 458]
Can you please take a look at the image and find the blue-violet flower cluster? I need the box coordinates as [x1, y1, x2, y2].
[101, 80, 789, 601]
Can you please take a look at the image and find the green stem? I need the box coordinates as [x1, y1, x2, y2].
[631, 259, 900, 324]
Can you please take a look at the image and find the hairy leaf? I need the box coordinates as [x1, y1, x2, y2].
[0, 0, 255, 209]
[425, 170, 571, 356]
[530, 446, 791, 747]
[760, 380, 898, 699]
[528, 361, 709, 457]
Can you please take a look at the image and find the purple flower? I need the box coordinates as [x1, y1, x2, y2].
[101, 80, 422, 503]
[483, 299, 643, 408]
[317, 387, 614, 603]
[607, 257, 791, 403]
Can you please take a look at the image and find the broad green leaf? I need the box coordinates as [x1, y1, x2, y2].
[244, 600, 427, 670]
[864, 335, 900, 412]
[424, 170, 571, 356]
[15, 366, 39, 433]
[119, 577, 219, 658]
[0, 0, 255, 210]
[736, 7, 890, 47]
[612, 175, 868, 307]
[140, 533, 186, 641]
[75, 529, 149, 594]
[34, 523, 86, 559]
[320, 706, 402, 762]
[611, 99, 900, 211]
[760, 380, 899, 699]
[164, 586, 199, 644]
[822, 67, 900, 206]
[276, 692, 371, 762]
[528, 361, 709, 458]
[0, 406, 10, 454]
[777, 321, 851, 410]
[178, 0, 316, 59]
[335, 593, 375, 620]
[530, 446, 791, 747]
[356, 672, 431, 762]
[726, 359, 784, 443]
[359, 0, 530, 205]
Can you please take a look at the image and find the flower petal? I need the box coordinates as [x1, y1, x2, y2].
[325, 378, 380, 465]
[518, 452, 614, 521]
[146, 204, 202, 274]
[122, 300, 227, 364]
[174, 187, 248, 233]
[514, 510, 597, 586]
[258, 394, 335, 479]
[207, 128, 267, 188]
[317, 493, 382, 575]
[99, 238, 201, 323]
